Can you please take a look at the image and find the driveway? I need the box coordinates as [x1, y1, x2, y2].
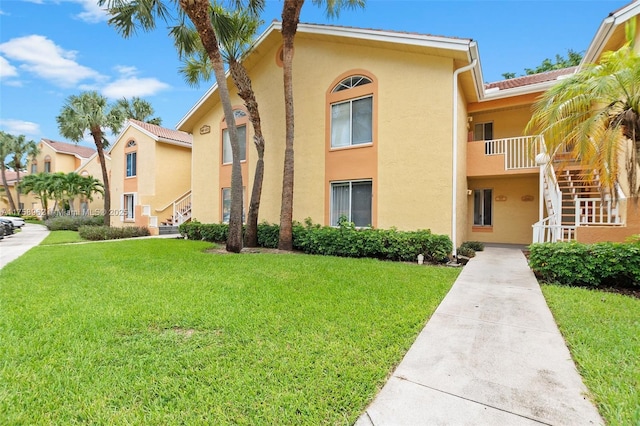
[0, 223, 50, 269]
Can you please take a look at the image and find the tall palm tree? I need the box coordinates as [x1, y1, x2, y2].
[56, 91, 123, 226]
[100, 0, 264, 253]
[20, 173, 51, 218]
[0, 131, 17, 213]
[277, 0, 365, 250]
[526, 21, 640, 200]
[180, 6, 266, 246]
[7, 134, 39, 210]
[115, 97, 163, 125]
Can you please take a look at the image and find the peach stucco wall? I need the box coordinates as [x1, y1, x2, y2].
[187, 33, 465, 239]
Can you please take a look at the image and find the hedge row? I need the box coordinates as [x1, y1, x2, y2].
[528, 241, 640, 287]
[45, 215, 104, 231]
[179, 220, 452, 263]
[78, 225, 150, 241]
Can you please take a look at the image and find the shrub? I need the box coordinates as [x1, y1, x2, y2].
[45, 215, 104, 231]
[529, 242, 640, 287]
[179, 219, 453, 263]
[79, 225, 150, 241]
[456, 245, 476, 258]
[460, 241, 484, 251]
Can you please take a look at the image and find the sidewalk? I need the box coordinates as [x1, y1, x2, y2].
[0, 223, 50, 269]
[355, 247, 603, 425]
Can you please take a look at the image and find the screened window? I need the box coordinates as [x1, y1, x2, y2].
[474, 122, 493, 141]
[331, 180, 372, 227]
[126, 152, 137, 177]
[473, 189, 493, 226]
[44, 156, 51, 173]
[124, 194, 135, 220]
[222, 125, 247, 165]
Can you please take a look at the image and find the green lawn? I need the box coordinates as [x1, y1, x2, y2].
[542, 285, 640, 425]
[0, 239, 459, 425]
[40, 230, 84, 245]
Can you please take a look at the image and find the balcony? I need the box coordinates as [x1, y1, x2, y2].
[467, 136, 541, 177]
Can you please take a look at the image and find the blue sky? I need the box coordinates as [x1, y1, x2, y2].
[0, 0, 630, 147]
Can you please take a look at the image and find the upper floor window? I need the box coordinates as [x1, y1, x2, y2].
[126, 140, 136, 148]
[330, 75, 373, 148]
[44, 155, 51, 173]
[31, 161, 37, 174]
[474, 122, 493, 141]
[221, 109, 248, 165]
[126, 151, 137, 177]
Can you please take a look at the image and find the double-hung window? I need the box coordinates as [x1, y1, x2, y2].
[473, 189, 493, 226]
[331, 180, 372, 227]
[222, 110, 248, 165]
[474, 122, 493, 141]
[124, 194, 135, 220]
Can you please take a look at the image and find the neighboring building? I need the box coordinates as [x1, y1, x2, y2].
[109, 119, 192, 235]
[74, 152, 111, 215]
[1, 139, 101, 216]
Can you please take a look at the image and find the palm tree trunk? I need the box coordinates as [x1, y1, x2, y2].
[229, 60, 265, 247]
[180, 0, 244, 253]
[91, 131, 111, 226]
[278, 0, 304, 251]
[1, 163, 17, 213]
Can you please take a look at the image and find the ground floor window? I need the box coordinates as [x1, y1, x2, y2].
[331, 180, 372, 227]
[124, 194, 135, 220]
[473, 189, 492, 226]
[221, 187, 245, 223]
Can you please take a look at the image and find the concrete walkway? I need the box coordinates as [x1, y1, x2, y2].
[355, 247, 603, 425]
[0, 223, 50, 269]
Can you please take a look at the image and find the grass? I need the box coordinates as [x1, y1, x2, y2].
[542, 284, 640, 425]
[40, 230, 84, 245]
[0, 239, 459, 425]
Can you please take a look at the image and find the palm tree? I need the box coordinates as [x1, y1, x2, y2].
[277, 0, 365, 250]
[20, 173, 53, 218]
[56, 91, 123, 226]
[77, 175, 105, 212]
[99, 0, 264, 253]
[0, 131, 17, 213]
[180, 6, 266, 247]
[526, 22, 640, 201]
[7, 134, 39, 211]
[115, 97, 162, 125]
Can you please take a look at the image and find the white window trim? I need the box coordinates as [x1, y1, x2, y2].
[473, 188, 493, 227]
[330, 95, 374, 149]
[122, 193, 136, 222]
[126, 151, 137, 178]
[222, 124, 247, 165]
[330, 179, 373, 228]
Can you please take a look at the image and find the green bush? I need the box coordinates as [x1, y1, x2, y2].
[460, 241, 484, 251]
[45, 215, 104, 231]
[181, 220, 452, 263]
[79, 225, 150, 241]
[529, 241, 640, 287]
[457, 245, 476, 258]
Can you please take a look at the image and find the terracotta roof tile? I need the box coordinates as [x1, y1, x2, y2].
[129, 119, 192, 145]
[42, 139, 96, 158]
[3, 171, 19, 183]
[485, 67, 577, 90]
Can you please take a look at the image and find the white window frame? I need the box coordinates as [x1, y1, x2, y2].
[126, 151, 137, 177]
[473, 188, 493, 227]
[330, 180, 373, 228]
[222, 124, 247, 165]
[123, 193, 135, 221]
[330, 95, 373, 149]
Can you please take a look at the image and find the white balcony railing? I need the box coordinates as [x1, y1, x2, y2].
[484, 136, 541, 170]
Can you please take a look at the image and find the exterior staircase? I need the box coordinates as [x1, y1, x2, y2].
[158, 191, 192, 234]
[533, 150, 624, 243]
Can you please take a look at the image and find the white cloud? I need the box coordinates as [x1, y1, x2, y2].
[0, 119, 41, 136]
[73, 0, 109, 23]
[114, 65, 139, 78]
[0, 56, 18, 79]
[0, 35, 105, 87]
[102, 77, 170, 99]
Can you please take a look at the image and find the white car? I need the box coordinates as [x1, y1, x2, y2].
[0, 216, 26, 228]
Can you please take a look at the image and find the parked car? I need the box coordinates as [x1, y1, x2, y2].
[0, 223, 4, 239]
[0, 216, 25, 228]
[0, 218, 14, 236]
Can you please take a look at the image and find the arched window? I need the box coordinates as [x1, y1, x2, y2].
[125, 140, 137, 177]
[126, 140, 136, 148]
[329, 75, 374, 148]
[44, 155, 51, 173]
[221, 109, 248, 165]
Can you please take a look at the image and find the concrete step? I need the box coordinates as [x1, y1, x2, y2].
[159, 226, 179, 235]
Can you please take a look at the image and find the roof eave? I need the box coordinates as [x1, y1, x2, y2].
[582, 1, 640, 65]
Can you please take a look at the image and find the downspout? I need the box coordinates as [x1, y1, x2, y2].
[451, 57, 477, 258]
